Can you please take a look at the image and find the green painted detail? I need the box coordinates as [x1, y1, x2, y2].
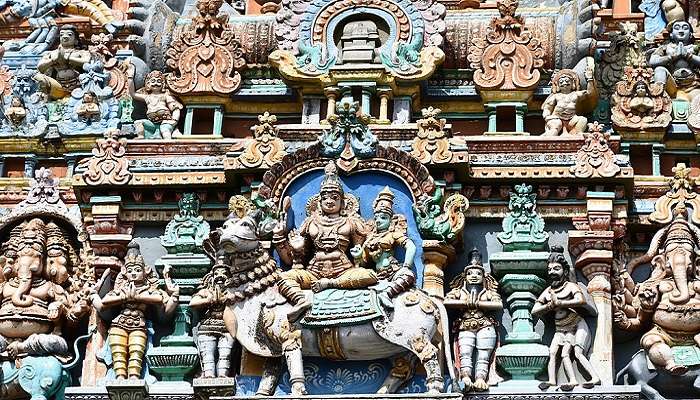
[672, 99, 690, 122]
[672, 345, 700, 367]
[120, 97, 134, 124]
[161, 193, 210, 254]
[301, 289, 383, 328]
[497, 183, 549, 252]
[495, 343, 549, 380]
[413, 183, 460, 242]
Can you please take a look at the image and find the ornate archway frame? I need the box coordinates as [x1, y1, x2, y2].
[258, 143, 435, 207]
[270, 0, 446, 86]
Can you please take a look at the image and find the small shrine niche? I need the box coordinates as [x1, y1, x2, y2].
[184, 105, 224, 137]
[335, 17, 388, 66]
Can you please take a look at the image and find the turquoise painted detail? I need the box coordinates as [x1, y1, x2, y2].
[301, 288, 383, 328]
[1, 356, 69, 400]
[296, 0, 425, 74]
[497, 183, 549, 252]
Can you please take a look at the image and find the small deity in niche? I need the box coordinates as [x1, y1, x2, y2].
[92, 242, 179, 380]
[129, 70, 183, 139]
[444, 249, 502, 392]
[542, 68, 595, 136]
[353, 186, 417, 299]
[629, 81, 655, 114]
[532, 246, 600, 391]
[76, 91, 101, 123]
[5, 95, 27, 126]
[649, 20, 700, 101]
[337, 20, 381, 65]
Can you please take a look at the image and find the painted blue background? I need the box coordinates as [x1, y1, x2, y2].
[281, 169, 425, 287]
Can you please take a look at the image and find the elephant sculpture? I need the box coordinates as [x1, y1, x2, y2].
[0, 329, 92, 400]
[213, 214, 456, 396]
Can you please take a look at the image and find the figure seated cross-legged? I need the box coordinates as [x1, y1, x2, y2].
[273, 161, 378, 321]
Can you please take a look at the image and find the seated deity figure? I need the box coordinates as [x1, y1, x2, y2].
[353, 186, 416, 299]
[532, 246, 600, 391]
[649, 20, 700, 101]
[76, 91, 101, 123]
[615, 203, 700, 375]
[273, 161, 378, 321]
[630, 81, 656, 114]
[4, 95, 26, 126]
[0, 218, 90, 359]
[35, 25, 92, 99]
[444, 249, 502, 393]
[129, 70, 183, 139]
[92, 242, 179, 379]
[542, 68, 594, 136]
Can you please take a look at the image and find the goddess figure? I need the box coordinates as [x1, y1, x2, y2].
[354, 186, 416, 298]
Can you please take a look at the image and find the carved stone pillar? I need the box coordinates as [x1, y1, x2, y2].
[82, 195, 133, 386]
[325, 87, 339, 120]
[422, 240, 455, 299]
[569, 191, 615, 385]
[377, 88, 392, 124]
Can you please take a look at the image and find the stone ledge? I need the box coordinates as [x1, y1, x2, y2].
[463, 384, 641, 400]
[214, 395, 462, 400]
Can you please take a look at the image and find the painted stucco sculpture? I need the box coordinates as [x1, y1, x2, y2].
[532, 246, 600, 391]
[189, 260, 235, 378]
[612, 66, 672, 133]
[0, 168, 94, 400]
[92, 242, 179, 380]
[614, 200, 700, 399]
[444, 249, 502, 393]
[130, 70, 183, 139]
[273, 161, 378, 320]
[649, 20, 700, 101]
[542, 68, 595, 136]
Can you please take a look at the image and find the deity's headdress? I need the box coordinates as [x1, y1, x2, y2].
[665, 204, 695, 247]
[465, 248, 485, 272]
[124, 241, 145, 268]
[20, 218, 47, 252]
[373, 186, 395, 215]
[320, 161, 343, 194]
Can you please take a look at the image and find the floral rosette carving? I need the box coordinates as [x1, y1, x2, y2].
[79, 129, 132, 186]
[165, 0, 246, 96]
[611, 66, 671, 132]
[570, 122, 621, 178]
[239, 112, 287, 168]
[468, 0, 544, 93]
[412, 107, 451, 164]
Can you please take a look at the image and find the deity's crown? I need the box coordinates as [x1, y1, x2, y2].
[465, 248, 485, 272]
[373, 186, 395, 215]
[320, 161, 343, 194]
[124, 241, 145, 267]
[666, 204, 695, 246]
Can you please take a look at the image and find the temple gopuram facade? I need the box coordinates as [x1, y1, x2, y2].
[2, 0, 700, 399]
